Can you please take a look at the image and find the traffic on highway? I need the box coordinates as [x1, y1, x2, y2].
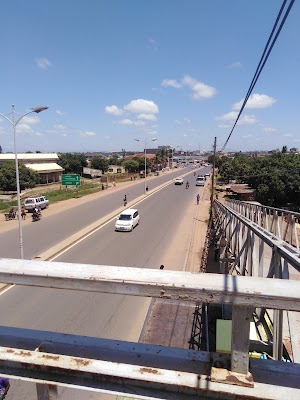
[0, 165, 211, 400]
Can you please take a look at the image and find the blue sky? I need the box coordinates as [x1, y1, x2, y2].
[0, 1, 299, 154]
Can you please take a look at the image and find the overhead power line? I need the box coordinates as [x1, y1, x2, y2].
[220, 0, 295, 153]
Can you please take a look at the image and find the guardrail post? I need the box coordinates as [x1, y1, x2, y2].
[36, 343, 58, 400]
[231, 305, 253, 374]
[36, 384, 58, 400]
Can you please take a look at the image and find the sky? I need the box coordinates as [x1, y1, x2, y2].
[0, 0, 299, 154]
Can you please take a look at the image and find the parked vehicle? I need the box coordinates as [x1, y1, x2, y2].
[24, 196, 49, 212]
[174, 178, 184, 185]
[115, 208, 140, 232]
[4, 209, 17, 221]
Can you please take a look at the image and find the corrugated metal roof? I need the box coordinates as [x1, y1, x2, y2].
[0, 153, 58, 161]
[25, 163, 64, 172]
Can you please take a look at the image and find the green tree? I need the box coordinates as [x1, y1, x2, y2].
[0, 161, 39, 191]
[90, 156, 109, 172]
[109, 156, 121, 165]
[281, 145, 288, 153]
[58, 153, 87, 173]
[122, 159, 139, 172]
[218, 153, 300, 207]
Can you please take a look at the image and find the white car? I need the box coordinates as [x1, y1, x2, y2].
[174, 178, 184, 185]
[115, 209, 140, 232]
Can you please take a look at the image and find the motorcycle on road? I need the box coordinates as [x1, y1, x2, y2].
[32, 211, 42, 222]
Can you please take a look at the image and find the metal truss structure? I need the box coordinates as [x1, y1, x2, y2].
[0, 253, 300, 400]
[213, 199, 300, 363]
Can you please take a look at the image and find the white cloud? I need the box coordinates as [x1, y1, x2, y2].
[228, 61, 242, 69]
[263, 127, 277, 132]
[175, 118, 191, 125]
[137, 113, 157, 121]
[105, 105, 123, 116]
[241, 134, 253, 138]
[181, 75, 216, 99]
[161, 79, 182, 88]
[22, 115, 40, 125]
[36, 57, 52, 70]
[54, 124, 66, 130]
[218, 124, 231, 129]
[283, 133, 293, 137]
[124, 99, 159, 114]
[56, 110, 65, 116]
[62, 133, 68, 137]
[216, 112, 256, 125]
[80, 131, 96, 137]
[216, 111, 238, 121]
[233, 93, 276, 110]
[148, 38, 159, 51]
[238, 115, 257, 125]
[119, 119, 145, 126]
[35, 132, 44, 136]
[17, 123, 33, 133]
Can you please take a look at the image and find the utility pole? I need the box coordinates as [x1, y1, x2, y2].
[210, 137, 217, 215]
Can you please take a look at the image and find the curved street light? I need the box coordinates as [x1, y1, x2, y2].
[0, 105, 49, 259]
[134, 138, 157, 195]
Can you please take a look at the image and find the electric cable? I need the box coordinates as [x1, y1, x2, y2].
[220, 0, 295, 152]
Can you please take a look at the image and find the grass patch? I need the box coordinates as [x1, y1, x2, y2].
[0, 183, 103, 213]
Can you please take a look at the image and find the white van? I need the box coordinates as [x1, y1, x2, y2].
[24, 196, 49, 212]
[115, 208, 140, 232]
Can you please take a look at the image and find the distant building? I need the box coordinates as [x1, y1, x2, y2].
[0, 153, 64, 184]
[107, 165, 126, 174]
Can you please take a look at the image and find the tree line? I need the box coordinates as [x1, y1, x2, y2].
[0, 149, 172, 191]
[208, 152, 300, 207]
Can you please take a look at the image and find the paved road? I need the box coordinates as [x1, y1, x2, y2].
[0, 166, 210, 400]
[0, 167, 210, 259]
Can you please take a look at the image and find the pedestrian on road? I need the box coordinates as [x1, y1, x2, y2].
[196, 193, 200, 205]
[21, 207, 26, 220]
[123, 194, 127, 206]
[102, 184, 105, 190]
[146, 185, 149, 192]
[112, 181, 116, 187]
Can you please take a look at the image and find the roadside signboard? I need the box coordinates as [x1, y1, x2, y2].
[61, 174, 80, 186]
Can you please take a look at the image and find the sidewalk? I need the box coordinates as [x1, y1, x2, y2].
[139, 180, 212, 349]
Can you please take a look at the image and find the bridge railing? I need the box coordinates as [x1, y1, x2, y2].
[0, 258, 300, 399]
[225, 199, 300, 250]
[212, 200, 300, 363]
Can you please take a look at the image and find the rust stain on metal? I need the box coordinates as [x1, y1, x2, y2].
[42, 354, 60, 361]
[225, 374, 240, 384]
[74, 358, 91, 366]
[139, 367, 161, 375]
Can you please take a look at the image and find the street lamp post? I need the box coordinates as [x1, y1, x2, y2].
[169, 146, 175, 181]
[134, 138, 157, 194]
[0, 105, 48, 259]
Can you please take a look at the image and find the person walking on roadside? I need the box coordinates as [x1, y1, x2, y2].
[196, 193, 200, 205]
[21, 206, 26, 220]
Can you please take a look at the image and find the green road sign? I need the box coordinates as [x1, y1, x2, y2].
[61, 174, 80, 186]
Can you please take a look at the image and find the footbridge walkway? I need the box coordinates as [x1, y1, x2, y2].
[0, 200, 299, 399]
